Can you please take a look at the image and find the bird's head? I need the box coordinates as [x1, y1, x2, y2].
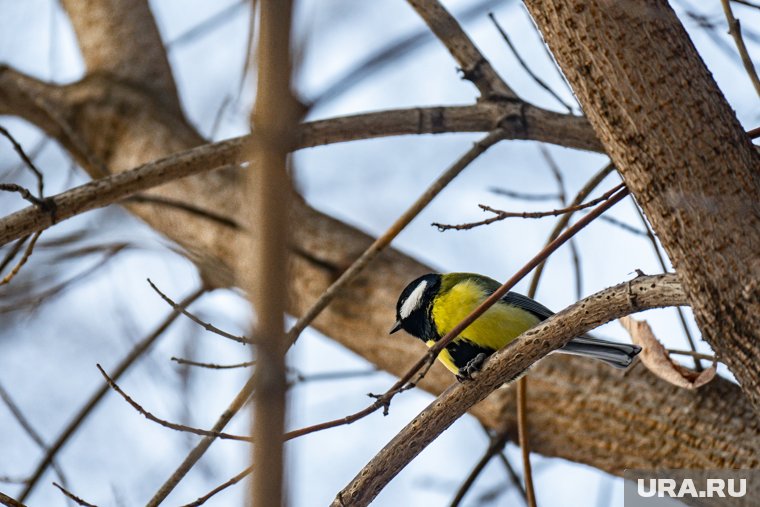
[390, 273, 441, 340]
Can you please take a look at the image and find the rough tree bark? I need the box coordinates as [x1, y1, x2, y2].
[0, 0, 757, 490]
[522, 0, 760, 410]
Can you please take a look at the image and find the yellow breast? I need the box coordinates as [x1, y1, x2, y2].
[431, 279, 540, 354]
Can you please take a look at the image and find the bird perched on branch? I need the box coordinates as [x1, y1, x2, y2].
[390, 272, 641, 381]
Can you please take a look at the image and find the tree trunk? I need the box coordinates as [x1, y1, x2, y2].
[523, 0, 760, 410]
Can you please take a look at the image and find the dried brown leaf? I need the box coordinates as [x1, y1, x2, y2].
[619, 316, 716, 389]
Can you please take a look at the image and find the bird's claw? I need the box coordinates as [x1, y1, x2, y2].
[456, 353, 488, 382]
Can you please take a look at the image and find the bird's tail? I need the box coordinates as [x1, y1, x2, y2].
[559, 335, 641, 369]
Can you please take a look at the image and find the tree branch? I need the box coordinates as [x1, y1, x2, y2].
[522, 0, 760, 411]
[60, 0, 182, 112]
[331, 274, 693, 506]
[406, 0, 517, 100]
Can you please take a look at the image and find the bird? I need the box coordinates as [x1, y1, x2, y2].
[390, 272, 641, 381]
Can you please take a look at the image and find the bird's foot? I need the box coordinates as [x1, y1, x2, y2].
[456, 353, 488, 382]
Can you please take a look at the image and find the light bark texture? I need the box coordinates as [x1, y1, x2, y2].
[522, 0, 760, 410]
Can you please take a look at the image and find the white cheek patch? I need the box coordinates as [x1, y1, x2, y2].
[400, 280, 428, 319]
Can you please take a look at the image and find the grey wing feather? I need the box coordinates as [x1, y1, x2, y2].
[479, 279, 641, 368]
[501, 292, 555, 320]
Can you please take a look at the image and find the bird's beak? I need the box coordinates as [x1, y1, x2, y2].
[389, 320, 402, 334]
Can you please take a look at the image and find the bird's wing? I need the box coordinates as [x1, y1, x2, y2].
[466, 273, 556, 321]
[500, 291, 555, 321]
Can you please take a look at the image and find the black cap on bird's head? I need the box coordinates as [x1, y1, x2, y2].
[390, 273, 441, 341]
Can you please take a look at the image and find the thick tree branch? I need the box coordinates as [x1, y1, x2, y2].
[522, 0, 760, 411]
[331, 274, 752, 506]
[60, 0, 182, 112]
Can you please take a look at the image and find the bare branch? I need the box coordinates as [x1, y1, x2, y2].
[285, 130, 507, 346]
[178, 466, 253, 507]
[95, 364, 250, 442]
[516, 379, 536, 507]
[0, 101, 602, 249]
[245, 1, 299, 505]
[0, 126, 44, 196]
[0, 382, 70, 489]
[720, 0, 760, 96]
[60, 0, 182, 111]
[332, 274, 687, 506]
[527, 163, 615, 296]
[488, 12, 574, 112]
[146, 375, 255, 507]
[449, 426, 514, 507]
[432, 182, 625, 230]
[488, 187, 560, 201]
[407, 0, 517, 100]
[170, 357, 254, 370]
[0, 491, 27, 507]
[147, 279, 250, 345]
[285, 186, 629, 443]
[0, 231, 40, 286]
[19, 288, 206, 502]
[52, 483, 97, 507]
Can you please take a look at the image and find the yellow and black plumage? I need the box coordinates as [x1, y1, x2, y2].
[390, 272, 641, 380]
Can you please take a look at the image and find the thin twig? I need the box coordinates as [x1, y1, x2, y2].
[126, 195, 241, 230]
[0, 491, 27, 507]
[166, 1, 247, 48]
[295, 369, 380, 384]
[146, 375, 255, 507]
[147, 279, 251, 345]
[449, 427, 513, 507]
[631, 202, 702, 370]
[732, 0, 760, 10]
[0, 245, 126, 315]
[171, 357, 254, 370]
[0, 184, 47, 208]
[720, 0, 760, 97]
[286, 186, 630, 444]
[667, 349, 716, 362]
[488, 12, 573, 112]
[596, 214, 648, 237]
[52, 483, 97, 507]
[407, 0, 518, 100]
[541, 145, 581, 300]
[489, 187, 560, 201]
[0, 126, 44, 197]
[312, 0, 502, 106]
[19, 288, 206, 502]
[0, 382, 70, 491]
[527, 163, 615, 296]
[178, 466, 253, 507]
[96, 364, 250, 442]
[0, 477, 27, 485]
[0, 231, 41, 286]
[495, 451, 528, 503]
[285, 130, 507, 346]
[516, 379, 536, 507]
[0, 236, 30, 276]
[433, 182, 625, 230]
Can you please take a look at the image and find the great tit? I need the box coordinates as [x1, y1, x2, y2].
[390, 272, 641, 380]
